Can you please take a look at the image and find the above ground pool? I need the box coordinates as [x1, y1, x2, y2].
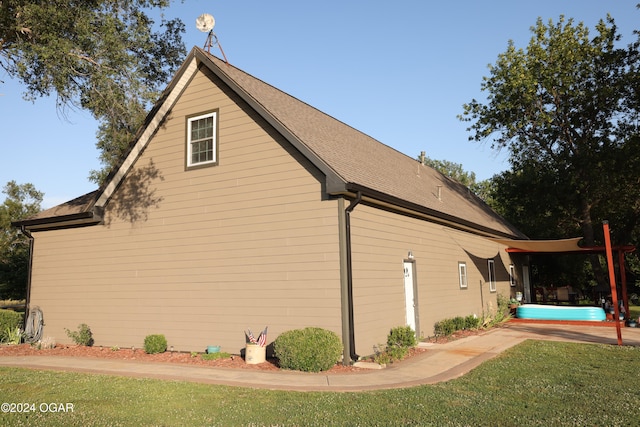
[516, 304, 606, 321]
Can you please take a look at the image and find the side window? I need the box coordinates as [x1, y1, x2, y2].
[509, 264, 516, 287]
[488, 259, 496, 292]
[458, 262, 468, 289]
[186, 111, 218, 168]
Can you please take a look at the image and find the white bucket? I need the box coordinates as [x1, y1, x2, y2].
[245, 343, 266, 364]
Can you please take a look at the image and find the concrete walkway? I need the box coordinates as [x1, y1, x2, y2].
[1, 323, 639, 392]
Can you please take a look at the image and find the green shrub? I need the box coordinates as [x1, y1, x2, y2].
[483, 293, 512, 328]
[65, 323, 94, 346]
[387, 325, 417, 348]
[436, 313, 485, 337]
[143, 334, 167, 354]
[373, 350, 392, 365]
[0, 309, 22, 343]
[274, 327, 343, 372]
[464, 314, 481, 330]
[434, 318, 456, 336]
[372, 326, 417, 365]
[386, 344, 409, 360]
[497, 293, 511, 316]
[452, 316, 466, 331]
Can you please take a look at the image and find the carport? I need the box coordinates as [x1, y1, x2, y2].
[492, 222, 636, 345]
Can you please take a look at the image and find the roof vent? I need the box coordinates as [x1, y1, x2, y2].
[419, 151, 427, 166]
[436, 185, 443, 201]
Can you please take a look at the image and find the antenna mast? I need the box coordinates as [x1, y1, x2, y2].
[196, 13, 229, 63]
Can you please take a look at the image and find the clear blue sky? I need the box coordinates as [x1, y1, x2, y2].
[1, 1, 638, 208]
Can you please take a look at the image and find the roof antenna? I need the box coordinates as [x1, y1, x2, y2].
[196, 13, 229, 63]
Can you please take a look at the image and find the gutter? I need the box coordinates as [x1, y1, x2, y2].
[343, 183, 524, 240]
[20, 226, 34, 328]
[13, 210, 101, 231]
[338, 191, 362, 364]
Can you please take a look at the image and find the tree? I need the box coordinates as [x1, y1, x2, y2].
[0, 181, 43, 299]
[484, 166, 576, 240]
[416, 152, 492, 199]
[460, 15, 640, 248]
[0, 1, 186, 183]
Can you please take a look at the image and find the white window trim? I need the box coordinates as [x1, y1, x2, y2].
[187, 111, 217, 168]
[509, 264, 516, 287]
[488, 259, 496, 292]
[458, 262, 468, 289]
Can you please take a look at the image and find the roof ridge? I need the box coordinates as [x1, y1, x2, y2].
[19, 46, 524, 238]
[196, 49, 522, 237]
[199, 48, 435, 175]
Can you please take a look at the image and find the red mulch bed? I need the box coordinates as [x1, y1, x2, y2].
[425, 328, 485, 343]
[0, 343, 430, 374]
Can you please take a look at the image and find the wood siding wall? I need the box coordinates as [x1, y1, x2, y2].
[350, 204, 517, 355]
[29, 66, 342, 353]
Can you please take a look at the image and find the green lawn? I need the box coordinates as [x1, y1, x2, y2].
[1, 340, 639, 426]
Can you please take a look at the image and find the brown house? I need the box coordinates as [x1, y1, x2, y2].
[16, 47, 526, 361]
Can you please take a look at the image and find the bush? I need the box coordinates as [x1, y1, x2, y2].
[436, 313, 485, 337]
[0, 309, 22, 343]
[143, 334, 167, 354]
[373, 326, 417, 364]
[483, 293, 512, 328]
[497, 293, 511, 316]
[452, 316, 466, 331]
[434, 318, 456, 336]
[65, 323, 94, 346]
[386, 344, 409, 360]
[387, 325, 417, 348]
[464, 314, 482, 330]
[373, 350, 393, 365]
[274, 327, 343, 372]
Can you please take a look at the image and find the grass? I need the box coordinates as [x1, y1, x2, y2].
[1, 340, 639, 426]
[200, 351, 232, 361]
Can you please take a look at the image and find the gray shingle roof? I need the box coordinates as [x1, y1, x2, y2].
[200, 50, 523, 238]
[18, 47, 524, 238]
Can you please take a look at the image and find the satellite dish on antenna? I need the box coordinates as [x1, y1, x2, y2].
[195, 13, 229, 63]
[196, 13, 215, 32]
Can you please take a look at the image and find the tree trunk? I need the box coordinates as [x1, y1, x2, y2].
[579, 197, 606, 286]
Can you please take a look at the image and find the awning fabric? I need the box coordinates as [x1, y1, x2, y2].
[490, 237, 635, 254]
[491, 237, 583, 253]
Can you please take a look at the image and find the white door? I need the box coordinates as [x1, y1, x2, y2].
[403, 261, 417, 332]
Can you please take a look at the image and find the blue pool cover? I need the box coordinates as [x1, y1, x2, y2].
[516, 304, 606, 321]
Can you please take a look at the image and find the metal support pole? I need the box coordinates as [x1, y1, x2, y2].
[618, 250, 629, 320]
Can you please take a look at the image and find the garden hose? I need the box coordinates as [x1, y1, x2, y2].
[24, 306, 43, 343]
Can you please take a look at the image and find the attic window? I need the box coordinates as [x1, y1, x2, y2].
[186, 110, 218, 168]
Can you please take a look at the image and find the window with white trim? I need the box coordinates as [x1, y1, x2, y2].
[458, 262, 468, 289]
[509, 264, 516, 287]
[187, 111, 217, 168]
[488, 259, 496, 292]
